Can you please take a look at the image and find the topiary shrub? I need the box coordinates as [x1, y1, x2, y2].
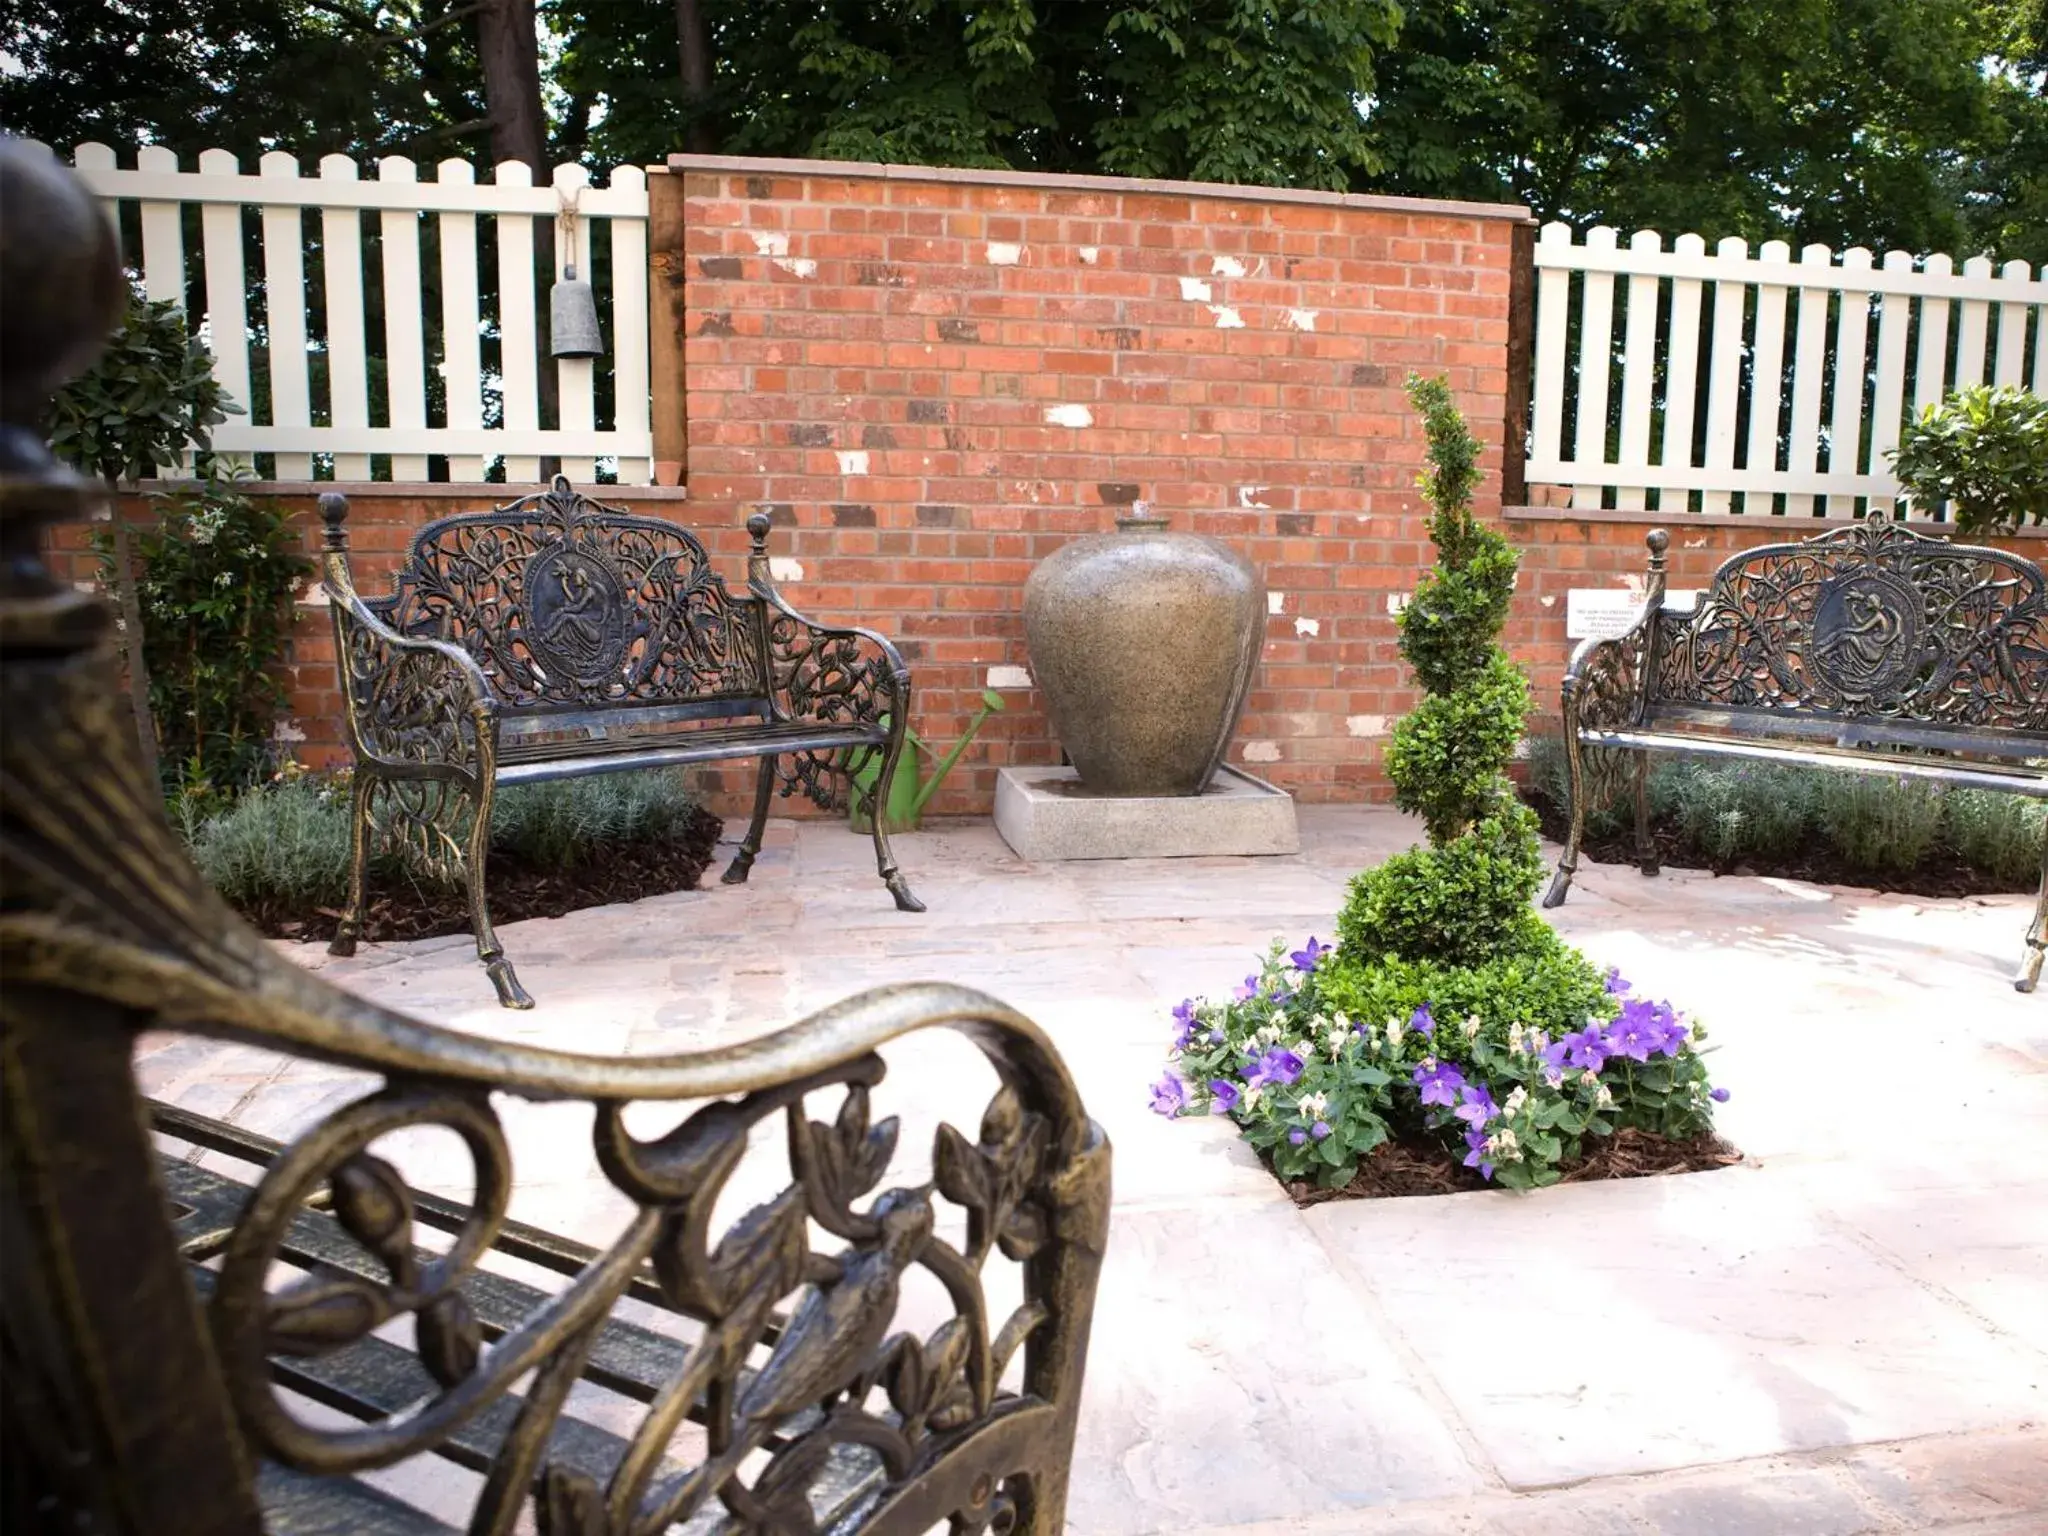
[1339, 375, 1541, 968]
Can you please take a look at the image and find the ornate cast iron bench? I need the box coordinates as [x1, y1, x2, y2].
[322, 480, 923, 1009]
[1545, 521, 2048, 991]
[1, 144, 1108, 1536]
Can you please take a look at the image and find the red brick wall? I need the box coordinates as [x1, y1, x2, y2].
[669, 155, 1526, 812]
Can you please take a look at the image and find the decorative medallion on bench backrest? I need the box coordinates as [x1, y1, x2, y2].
[387, 478, 764, 709]
[1654, 521, 2048, 730]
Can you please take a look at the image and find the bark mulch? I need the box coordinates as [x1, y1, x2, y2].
[245, 807, 726, 944]
[1284, 1128, 1743, 1206]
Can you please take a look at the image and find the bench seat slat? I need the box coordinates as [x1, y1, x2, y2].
[1581, 729, 2048, 797]
[1641, 701, 2048, 762]
[494, 721, 885, 783]
[255, 1462, 456, 1535]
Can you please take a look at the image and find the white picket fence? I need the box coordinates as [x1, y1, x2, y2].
[63, 142, 653, 484]
[1528, 222, 2048, 517]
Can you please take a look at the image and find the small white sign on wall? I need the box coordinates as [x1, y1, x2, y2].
[1565, 588, 1698, 641]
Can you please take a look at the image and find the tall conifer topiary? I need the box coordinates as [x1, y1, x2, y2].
[1336, 376, 1546, 969]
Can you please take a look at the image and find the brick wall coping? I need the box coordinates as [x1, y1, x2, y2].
[134, 480, 692, 502]
[1504, 504, 2047, 541]
[664, 153, 1533, 224]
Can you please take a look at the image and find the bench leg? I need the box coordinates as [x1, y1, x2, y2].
[465, 778, 533, 1010]
[722, 757, 776, 886]
[1543, 732, 1587, 909]
[328, 770, 374, 958]
[1633, 749, 1660, 877]
[2019, 824, 2047, 995]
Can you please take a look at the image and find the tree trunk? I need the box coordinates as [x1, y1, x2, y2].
[475, 0, 559, 479]
[108, 507, 162, 788]
[676, 0, 717, 154]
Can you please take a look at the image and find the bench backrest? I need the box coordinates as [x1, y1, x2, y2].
[1648, 520, 2048, 754]
[377, 478, 769, 713]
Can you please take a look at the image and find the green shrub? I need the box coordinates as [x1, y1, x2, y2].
[1319, 921, 1610, 1046]
[184, 768, 707, 913]
[1664, 760, 1815, 867]
[1812, 774, 1947, 874]
[1890, 384, 2048, 534]
[1945, 790, 2047, 886]
[1336, 376, 1540, 970]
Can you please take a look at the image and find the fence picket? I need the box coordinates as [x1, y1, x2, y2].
[377, 158, 429, 481]
[195, 149, 253, 455]
[1571, 226, 1618, 508]
[435, 161, 486, 483]
[1530, 223, 1573, 496]
[319, 156, 371, 481]
[1613, 230, 1661, 510]
[1865, 250, 1915, 515]
[1824, 248, 1873, 517]
[134, 145, 191, 473]
[1994, 259, 2031, 387]
[607, 166, 651, 486]
[1699, 236, 1750, 514]
[1657, 233, 1706, 513]
[496, 161, 541, 483]
[1953, 255, 1994, 387]
[552, 165, 597, 484]
[1785, 243, 1833, 515]
[259, 152, 313, 481]
[2037, 280, 2048, 394]
[1741, 240, 1792, 512]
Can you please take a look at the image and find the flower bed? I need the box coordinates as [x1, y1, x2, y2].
[1152, 935, 1735, 1197]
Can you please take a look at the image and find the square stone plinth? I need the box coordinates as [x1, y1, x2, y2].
[993, 764, 1299, 860]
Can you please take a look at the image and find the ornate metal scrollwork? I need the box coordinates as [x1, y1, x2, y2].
[765, 612, 903, 813]
[1655, 519, 2048, 729]
[387, 480, 765, 710]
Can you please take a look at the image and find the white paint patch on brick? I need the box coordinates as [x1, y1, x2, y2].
[1208, 306, 1244, 329]
[986, 665, 1032, 690]
[836, 450, 870, 475]
[1540, 594, 1557, 608]
[1178, 276, 1213, 302]
[1241, 740, 1282, 764]
[1211, 255, 1248, 278]
[1387, 593, 1411, 616]
[298, 586, 331, 607]
[769, 557, 804, 583]
[750, 231, 790, 257]
[1285, 308, 1319, 331]
[1294, 616, 1320, 638]
[1043, 404, 1094, 428]
[1511, 739, 1533, 760]
[985, 242, 1023, 266]
[773, 256, 817, 278]
[1078, 247, 1099, 264]
[271, 719, 307, 743]
[1267, 591, 1285, 615]
[1684, 535, 1708, 548]
[1346, 715, 1389, 738]
[1237, 486, 1270, 509]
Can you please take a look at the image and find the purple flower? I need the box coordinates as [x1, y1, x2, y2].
[1413, 1059, 1467, 1108]
[1209, 1080, 1240, 1114]
[1541, 1035, 1574, 1074]
[1710, 1086, 1731, 1103]
[1561, 1027, 1609, 1073]
[1149, 1074, 1187, 1117]
[1462, 1128, 1496, 1180]
[1245, 1046, 1305, 1089]
[1409, 1004, 1436, 1037]
[1232, 975, 1259, 1001]
[1288, 1127, 1307, 1145]
[1311, 1120, 1332, 1141]
[1604, 966, 1631, 996]
[1290, 936, 1331, 972]
[1171, 1000, 1200, 1050]
[1609, 998, 1674, 1063]
[1454, 1083, 1497, 1127]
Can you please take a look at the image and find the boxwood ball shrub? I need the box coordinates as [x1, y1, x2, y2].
[1150, 377, 1728, 1192]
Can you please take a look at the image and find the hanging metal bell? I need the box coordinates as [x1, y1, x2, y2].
[549, 263, 604, 358]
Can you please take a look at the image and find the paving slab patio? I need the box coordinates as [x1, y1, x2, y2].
[140, 805, 2048, 1533]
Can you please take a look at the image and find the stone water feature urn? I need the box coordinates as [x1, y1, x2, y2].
[1023, 507, 1265, 796]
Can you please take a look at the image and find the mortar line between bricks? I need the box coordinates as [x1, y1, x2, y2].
[1295, 1208, 1512, 1495]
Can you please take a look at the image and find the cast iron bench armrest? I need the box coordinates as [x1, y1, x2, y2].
[747, 510, 913, 734]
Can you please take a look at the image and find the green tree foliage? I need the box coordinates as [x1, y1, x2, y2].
[46, 292, 236, 484]
[1891, 385, 2048, 533]
[1336, 378, 1545, 970]
[1364, 0, 2045, 259]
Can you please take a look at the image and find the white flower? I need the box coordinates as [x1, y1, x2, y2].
[1256, 1023, 1283, 1045]
[1309, 1013, 1331, 1033]
[1299, 1091, 1329, 1120]
[1243, 1084, 1265, 1110]
[1580, 1069, 1601, 1088]
[1418, 1054, 1438, 1074]
[1596, 1084, 1615, 1108]
[1507, 1029, 1526, 1057]
[1544, 1066, 1564, 1088]
[1486, 1128, 1522, 1160]
[1462, 1013, 1481, 1039]
[1333, 1012, 1352, 1031]
[1503, 1086, 1528, 1117]
[1385, 1015, 1404, 1047]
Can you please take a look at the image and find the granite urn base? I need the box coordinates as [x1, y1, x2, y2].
[993, 765, 1300, 861]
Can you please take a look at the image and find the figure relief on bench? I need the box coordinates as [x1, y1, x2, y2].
[1548, 520, 2048, 992]
[322, 484, 924, 1009]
